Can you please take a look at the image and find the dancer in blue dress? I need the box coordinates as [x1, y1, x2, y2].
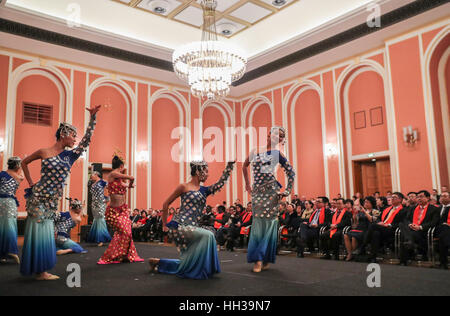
[55, 198, 87, 255]
[243, 127, 295, 272]
[148, 160, 235, 279]
[20, 105, 100, 280]
[0, 157, 24, 264]
[87, 172, 111, 246]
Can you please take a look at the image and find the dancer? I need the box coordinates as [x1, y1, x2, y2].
[87, 172, 111, 246]
[20, 105, 100, 280]
[0, 157, 24, 264]
[148, 160, 235, 279]
[55, 198, 87, 255]
[243, 127, 295, 272]
[97, 154, 143, 264]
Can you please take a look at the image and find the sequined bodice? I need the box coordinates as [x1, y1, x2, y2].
[251, 151, 281, 190]
[173, 189, 208, 227]
[0, 171, 19, 196]
[55, 212, 75, 236]
[107, 178, 127, 195]
[31, 154, 72, 201]
[91, 180, 107, 204]
[171, 163, 234, 227]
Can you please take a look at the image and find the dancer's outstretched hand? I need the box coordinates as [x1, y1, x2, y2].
[245, 184, 252, 194]
[86, 105, 101, 116]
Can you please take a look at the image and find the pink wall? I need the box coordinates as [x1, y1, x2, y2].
[89, 86, 128, 164]
[293, 89, 326, 197]
[347, 71, 389, 156]
[14, 75, 61, 210]
[388, 36, 433, 193]
[151, 98, 182, 209]
[203, 106, 227, 205]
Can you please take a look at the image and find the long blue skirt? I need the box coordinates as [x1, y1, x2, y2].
[0, 198, 19, 257]
[158, 225, 220, 280]
[87, 217, 111, 243]
[20, 217, 56, 276]
[0, 217, 18, 257]
[247, 217, 278, 264]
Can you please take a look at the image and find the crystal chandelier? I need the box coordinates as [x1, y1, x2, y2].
[172, 0, 247, 100]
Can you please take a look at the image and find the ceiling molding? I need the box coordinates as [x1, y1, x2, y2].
[233, 0, 449, 85]
[0, 0, 447, 88]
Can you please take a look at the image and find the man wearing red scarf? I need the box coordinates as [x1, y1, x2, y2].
[435, 191, 450, 269]
[399, 190, 440, 266]
[296, 197, 332, 258]
[364, 192, 406, 263]
[320, 198, 352, 260]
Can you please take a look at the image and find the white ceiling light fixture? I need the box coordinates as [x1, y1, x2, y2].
[172, 0, 247, 100]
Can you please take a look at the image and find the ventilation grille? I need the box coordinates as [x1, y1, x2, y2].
[22, 102, 53, 126]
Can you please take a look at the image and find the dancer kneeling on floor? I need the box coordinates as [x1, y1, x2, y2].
[148, 160, 235, 280]
[55, 198, 87, 255]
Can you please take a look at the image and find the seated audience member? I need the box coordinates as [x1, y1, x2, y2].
[238, 207, 253, 246]
[298, 200, 315, 223]
[431, 189, 439, 204]
[320, 198, 352, 260]
[329, 199, 338, 213]
[235, 204, 245, 217]
[399, 190, 439, 265]
[344, 196, 378, 261]
[405, 192, 418, 209]
[216, 206, 240, 251]
[376, 196, 388, 212]
[133, 210, 150, 241]
[364, 192, 406, 263]
[436, 191, 450, 269]
[214, 205, 227, 230]
[280, 203, 298, 248]
[296, 197, 332, 258]
[130, 209, 141, 225]
[199, 205, 215, 228]
[344, 199, 354, 213]
[291, 194, 301, 208]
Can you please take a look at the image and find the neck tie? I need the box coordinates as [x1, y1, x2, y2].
[418, 206, 425, 224]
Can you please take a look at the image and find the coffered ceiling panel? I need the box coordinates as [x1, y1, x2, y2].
[112, 0, 299, 38]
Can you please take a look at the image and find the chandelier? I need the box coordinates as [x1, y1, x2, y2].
[172, 0, 247, 100]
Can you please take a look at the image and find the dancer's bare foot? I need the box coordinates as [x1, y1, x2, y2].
[262, 263, 270, 271]
[8, 253, 20, 264]
[98, 242, 104, 247]
[345, 254, 352, 262]
[253, 261, 262, 273]
[148, 258, 160, 272]
[36, 272, 60, 281]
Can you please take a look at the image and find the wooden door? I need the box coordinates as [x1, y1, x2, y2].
[376, 159, 392, 195]
[361, 162, 378, 197]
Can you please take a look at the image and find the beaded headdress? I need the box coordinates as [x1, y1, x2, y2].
[57, 122, 77, 138]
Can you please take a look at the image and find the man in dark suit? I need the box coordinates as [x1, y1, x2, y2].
[320, 198, 352, 260]
[296, 196, 332, 258]
[399, 190, 440, 265]
[435, 191, 450, 269]
[364, 192, 407, 263]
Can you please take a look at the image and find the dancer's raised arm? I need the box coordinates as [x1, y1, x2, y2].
[71, 105, 101, 160]
[205, 161, 235, 196]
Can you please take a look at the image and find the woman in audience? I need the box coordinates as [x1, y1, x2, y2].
[344, 196, 378, 261]
[299, 200, 314, 223]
